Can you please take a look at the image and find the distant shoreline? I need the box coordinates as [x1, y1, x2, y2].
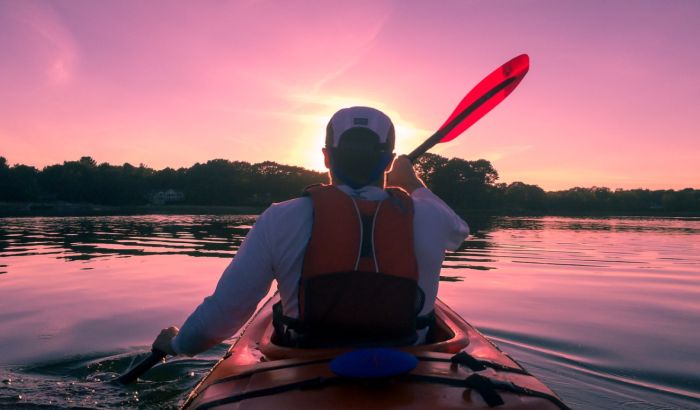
[457, 209, 700, 218]
[0, 202, 266, 218]
[1, 201, 698, 218]
[4, 155, 698, 217]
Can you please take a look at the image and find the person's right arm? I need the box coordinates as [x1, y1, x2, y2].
[387, 155, 469, 250]
[386, 155, 426, 194]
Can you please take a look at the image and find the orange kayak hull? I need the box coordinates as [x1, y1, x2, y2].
[182, 295, 568, 410]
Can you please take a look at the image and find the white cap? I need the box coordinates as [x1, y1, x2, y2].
[325, 106, 395, 150]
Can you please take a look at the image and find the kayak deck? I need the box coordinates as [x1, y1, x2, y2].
[182, 295, 569, 409]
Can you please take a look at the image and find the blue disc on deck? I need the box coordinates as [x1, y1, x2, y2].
[330, 348, 418, 378]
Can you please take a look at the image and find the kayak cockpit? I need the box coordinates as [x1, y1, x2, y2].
[260, 298, 468, 361]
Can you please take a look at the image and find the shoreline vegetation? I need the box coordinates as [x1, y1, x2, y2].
[1, 154, 698, 217]
[2, 202, 699, 218]
[0, 202, 267, 217]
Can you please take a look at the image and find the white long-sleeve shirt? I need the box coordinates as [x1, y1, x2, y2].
[172, 185, 469, 356]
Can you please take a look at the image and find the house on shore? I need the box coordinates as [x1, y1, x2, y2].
[149, 189, 185, 205]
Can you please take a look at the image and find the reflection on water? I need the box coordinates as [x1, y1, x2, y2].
[1, 215, 699, 409]
[0, 215, 256, 260]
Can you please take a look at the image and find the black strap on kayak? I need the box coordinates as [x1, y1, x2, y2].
[208, 357, 331, 386]
[450, 351, 529, 375]
[404, 373, 571, 410]
[414, 351, 529, 375]
[194, 376, 341, 410]
[464, 374, 504, 407]
[451, 351, 487, 371]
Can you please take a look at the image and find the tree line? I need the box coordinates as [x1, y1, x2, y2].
[1, 154, 698, 213]
[0, 156, 325, 206]
[414, 154, 699, 213]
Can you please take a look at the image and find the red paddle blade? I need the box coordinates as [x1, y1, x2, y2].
[439, 54, 529, 143]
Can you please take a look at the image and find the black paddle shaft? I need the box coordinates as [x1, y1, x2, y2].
[406, 76, 517, 163]
[115, 349, 167, 385]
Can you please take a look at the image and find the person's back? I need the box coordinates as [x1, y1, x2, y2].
[152, 106, 469, 355]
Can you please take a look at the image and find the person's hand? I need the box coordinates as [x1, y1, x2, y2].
[386, 156, 426, 193]
[152, 326, 179, 356]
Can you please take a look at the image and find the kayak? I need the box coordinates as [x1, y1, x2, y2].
[181, 294, 569, 410]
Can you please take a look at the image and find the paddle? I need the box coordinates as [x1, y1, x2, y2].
[114, 348, 167, 385]
[407, 54, 530, 162]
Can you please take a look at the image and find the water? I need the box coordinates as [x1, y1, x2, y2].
[0, 215, 698, 409]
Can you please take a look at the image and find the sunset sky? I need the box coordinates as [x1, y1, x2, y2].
[1, 0, 698, 190]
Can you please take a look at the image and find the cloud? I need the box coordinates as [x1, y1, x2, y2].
[306, 12, 391, 93]
[478, 145, 534, 161]
[5, 1, 79, 86]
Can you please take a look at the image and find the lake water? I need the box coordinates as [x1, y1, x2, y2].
[0, 215, 699, 409]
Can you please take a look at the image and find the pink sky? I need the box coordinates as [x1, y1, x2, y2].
[1, 0, 698, 190]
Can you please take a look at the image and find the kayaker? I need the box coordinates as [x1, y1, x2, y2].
[152, 106, 469, 355]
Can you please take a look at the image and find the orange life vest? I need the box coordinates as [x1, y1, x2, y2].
[273, 184, 430, 348]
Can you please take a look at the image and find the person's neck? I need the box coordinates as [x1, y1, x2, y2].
[328, 173, 385, 189]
